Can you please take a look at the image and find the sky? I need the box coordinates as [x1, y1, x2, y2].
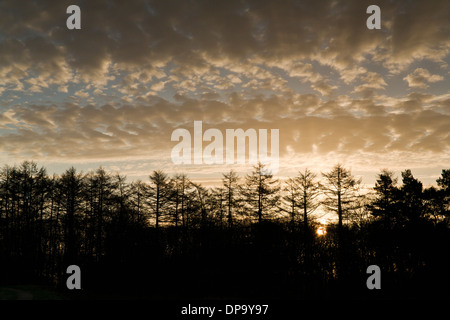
[0, 0, 449, 187]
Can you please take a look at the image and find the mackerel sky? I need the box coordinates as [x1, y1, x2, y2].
[0, 0, 449, 186]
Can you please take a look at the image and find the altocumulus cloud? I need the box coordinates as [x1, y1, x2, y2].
[0, 0, 449, 183]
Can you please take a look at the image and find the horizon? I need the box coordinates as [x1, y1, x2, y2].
[1, 158, 444, 191]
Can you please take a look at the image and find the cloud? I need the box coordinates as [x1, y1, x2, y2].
[403, 68, 444, 89]
[311, 79, 337, 97]
[1, 91, 449, 164]
[0, 0, 449, 184]
[354, 72, 387, 91]
[0, 1, 447, 104]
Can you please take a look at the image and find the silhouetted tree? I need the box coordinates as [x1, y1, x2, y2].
[423, 186, 446, 224]
[281, 168, 320, 231]
[241, 162, 280, 224]
[171, 173, 191, 228]
[115, 174, 128, 221]
[0, 165, 15, 257]
[281, 176, 301, 226]
[280, 169, 321, 281]
[0, 161, 51, 281]
[422, 169, 450, 224]
[398, 169, 424, 222]
[129, 179, 149, 225]
[322, 164, 361, 231]
[191, 182, 209, 227]
[368, 169, 398, 225]
[437, 169, 450, 192]
[222, 170, 239, 228]
[84, 167, 117, 262]
[297, 169, 321, 232]
[148, 170, 170, 229]
[437, 169, 450, 222]
[1, 160, 450, 299]
[209, 187, 226, 227]
[57, 167, 84, 265]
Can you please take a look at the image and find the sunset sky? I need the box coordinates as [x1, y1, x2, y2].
[0, 0, 449, 187]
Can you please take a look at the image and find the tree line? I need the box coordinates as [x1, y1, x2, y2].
[0, 161, 449, 298]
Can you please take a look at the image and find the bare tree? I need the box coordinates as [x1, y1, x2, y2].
[209, 187, 226, 227]
[148, 170, 170, 229]
[297, 169, 321, 232]
[84, 167, 118, 261]
[129, 180, 149, 224]
[172, 173, 191, 228]
[241, 162, 280, 224]
[57, 167, 84, 264]
[222, 169, 239, 228]
[322, 164, 361, 231]
[281, 177, 301, 226]
[281, 169, 320, 231]
[191, 181, 209, 227]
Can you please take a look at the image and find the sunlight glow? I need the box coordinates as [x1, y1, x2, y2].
[316, 226, 327, 236]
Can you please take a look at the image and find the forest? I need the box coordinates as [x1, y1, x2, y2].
[0, 161, 449, 299]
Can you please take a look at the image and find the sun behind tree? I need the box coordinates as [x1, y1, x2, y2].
[321, 164, 362, 231]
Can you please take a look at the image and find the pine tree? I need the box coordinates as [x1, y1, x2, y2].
[148, 170, 170, 229]
[368, 169, 398, 224]
[57, 167, 84, 264]
[241, 162, 280, 224]
[322, 164, 361, 230]
[222, 169, 239, 228]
